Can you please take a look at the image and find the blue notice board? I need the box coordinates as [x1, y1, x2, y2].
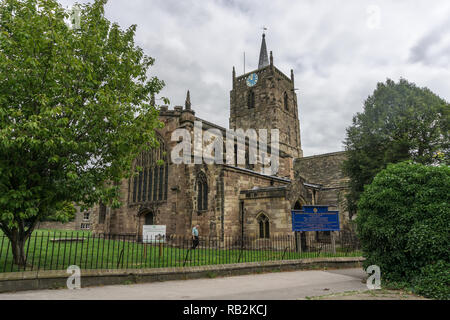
[291, 205, 340, 232]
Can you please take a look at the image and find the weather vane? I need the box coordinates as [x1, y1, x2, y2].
[262, 26, 267, 34]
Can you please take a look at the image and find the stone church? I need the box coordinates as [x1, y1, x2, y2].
[88, 34, 352, 240]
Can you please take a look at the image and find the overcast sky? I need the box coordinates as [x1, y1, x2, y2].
[58, 0, 450, 156]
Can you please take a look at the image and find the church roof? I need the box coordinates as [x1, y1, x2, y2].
[258, 33, 269, 69]
[223, 164, 291, 183]
[245, 185, 288, 192]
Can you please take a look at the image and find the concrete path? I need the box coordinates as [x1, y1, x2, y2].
[0, 268, 368, 300]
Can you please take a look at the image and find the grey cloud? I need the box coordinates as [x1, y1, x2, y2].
[56, 0, 450, 156]
[409, 18, 450, 67]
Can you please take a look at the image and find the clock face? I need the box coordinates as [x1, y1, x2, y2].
[246, 73, 258, 87]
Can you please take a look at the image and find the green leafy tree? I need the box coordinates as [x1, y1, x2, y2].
[343, 78, 449, 216]
[357, 161, 450, 299]
[43, 201, 77, 222]
[0, 0, 165, 266]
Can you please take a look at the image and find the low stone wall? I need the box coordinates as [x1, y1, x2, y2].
[35, 221, 79, 230]
[0, 257, 364, 293]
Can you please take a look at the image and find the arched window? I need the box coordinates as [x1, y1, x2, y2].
[257, 213, 270, 239]
[288, 126, 291, 144]
[284, 92, 289, 111]
[197, 172, 208, 211]
[248, 90, 255, 109]
[244, 138, 254, 170]
[98, 203, 106, 224]
[130, 136, 168, 204]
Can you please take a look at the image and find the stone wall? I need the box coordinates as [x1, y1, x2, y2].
[90, 107, 303, 239]
[240, 187, 293, 238]
[294, 151, 353, 230]
[294, 151, 348, 188]
[36, 220, 79, 231]
[52, 109, 343, 238]
[230, 65, 303, 159]
[35, 206, 91, 231]
[221, 166, 290, 238]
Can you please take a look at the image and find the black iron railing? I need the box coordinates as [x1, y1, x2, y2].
[0, 231, 360, 273]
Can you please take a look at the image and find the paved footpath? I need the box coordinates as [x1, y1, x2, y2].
[0, 268, 368, 300]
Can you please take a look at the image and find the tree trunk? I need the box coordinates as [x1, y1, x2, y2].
[10, 229, 29, 268]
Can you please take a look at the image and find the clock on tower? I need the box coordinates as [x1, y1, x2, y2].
[246, 73, 258, 87]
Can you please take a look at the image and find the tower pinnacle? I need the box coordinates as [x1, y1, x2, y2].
[185, 90, 191, 110]
[258, 33, 269, 69]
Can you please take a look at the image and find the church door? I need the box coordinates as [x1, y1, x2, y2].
[144, 212, 154, 225]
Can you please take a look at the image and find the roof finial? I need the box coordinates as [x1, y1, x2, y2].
[232, 66, 236, 88]
[258, 28, 269, 69]
[185, 90, 191, 110]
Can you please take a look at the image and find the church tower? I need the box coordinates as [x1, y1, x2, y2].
[229, 33, 303, 159]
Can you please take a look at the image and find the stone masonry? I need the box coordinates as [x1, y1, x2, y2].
[45, 34, 353, 241]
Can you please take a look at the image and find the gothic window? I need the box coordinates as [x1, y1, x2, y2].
[284, 92, 289, 111]
[257, 213, 270, 239]
[98, 204, 106, 224]
[137, 171, 143, 202]
[248, 90, 255, 109]
[245, 149, 249, 169]
[197, 172, 208, 211]
[245, 144, 254, 170]
[148, 169, 153, 201]
[143, 169, 148, 201]
[132, 176, 138, 203]
[129, 136, 168, 204]
[158, 165, 164, 200]
[288, 126, 291, 144]
[152, 167, 158, 201]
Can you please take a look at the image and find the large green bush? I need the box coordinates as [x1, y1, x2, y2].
[412, 260, 450, 300]
[356, 161, 450, 299]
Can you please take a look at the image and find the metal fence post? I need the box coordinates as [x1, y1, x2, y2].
[331, 232, 336, 255]
[296, 232, 302, 254]
[37, 233, 44, 270]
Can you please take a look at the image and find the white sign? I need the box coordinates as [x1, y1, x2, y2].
[142, 225, 166, 243]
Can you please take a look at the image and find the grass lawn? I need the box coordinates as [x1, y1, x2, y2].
[0, 230, 362, 273]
